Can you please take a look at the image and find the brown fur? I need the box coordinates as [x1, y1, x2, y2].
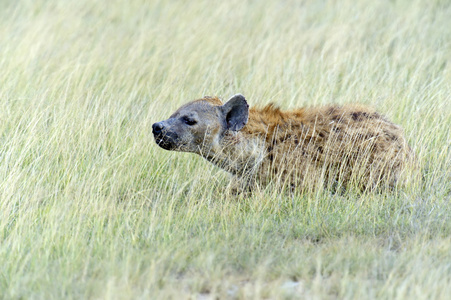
[153, 95, 414, 193]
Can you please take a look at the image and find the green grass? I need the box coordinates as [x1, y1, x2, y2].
[0, 0, 450, 299]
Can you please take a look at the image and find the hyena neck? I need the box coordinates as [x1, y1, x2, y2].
[201, 131, 266, 176]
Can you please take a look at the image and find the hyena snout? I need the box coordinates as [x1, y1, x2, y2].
[152, 121, 179, 150]
[152, 122, 163, 134]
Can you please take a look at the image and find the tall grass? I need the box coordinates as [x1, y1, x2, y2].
[0, 0, 450, 299]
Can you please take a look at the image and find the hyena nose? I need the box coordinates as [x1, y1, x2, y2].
[152, 122, 164, 134]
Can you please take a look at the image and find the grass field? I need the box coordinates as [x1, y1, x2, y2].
[0, 0, 450, 299]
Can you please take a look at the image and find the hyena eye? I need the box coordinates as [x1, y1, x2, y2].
[182, 116, 197, 126]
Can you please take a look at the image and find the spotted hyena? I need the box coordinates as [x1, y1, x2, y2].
[152, 94, 414, 193]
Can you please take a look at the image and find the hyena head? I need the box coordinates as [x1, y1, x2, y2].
[152, 94, 249, 155]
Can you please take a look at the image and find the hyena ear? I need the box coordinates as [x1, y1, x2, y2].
[219, 94, 249, 131]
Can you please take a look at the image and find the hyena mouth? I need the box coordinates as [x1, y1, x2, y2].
[154, 136, 174, 150]
[153, 132, 179, 151]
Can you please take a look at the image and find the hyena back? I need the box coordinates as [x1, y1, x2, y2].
[152, 94, 414, 193]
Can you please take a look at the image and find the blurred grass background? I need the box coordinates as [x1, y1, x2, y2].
[0, 0, 450, 299]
